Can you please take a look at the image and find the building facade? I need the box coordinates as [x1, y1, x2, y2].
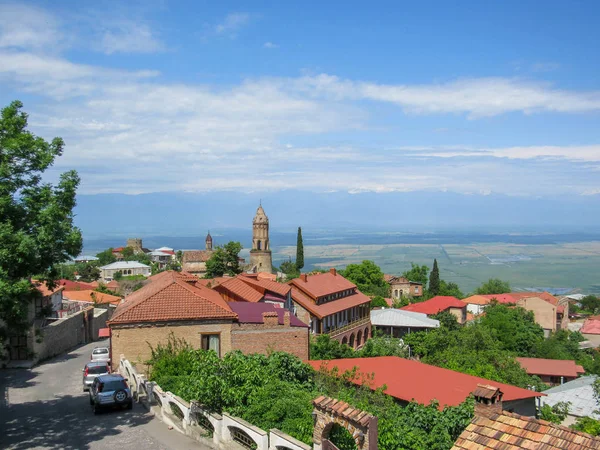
[99, 261, 151, 281]
[181, 232, 214, 277]
[387, 276, 423, 299]
[249, 204, 273, 274]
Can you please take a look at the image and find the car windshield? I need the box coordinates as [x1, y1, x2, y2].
[100, 380, 126, 391]
[87, 365, 108, 374]
[93, 348, 108, 354]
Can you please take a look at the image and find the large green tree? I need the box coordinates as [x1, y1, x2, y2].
[0, 101, 82, 333]
[429, 259, 440, 296]
[95, 247, 116, 266]
[402, 263, 429, 287]
[341, 260, 389, 297]
[474, 278, 511, 295]
[295, 226, 304, 270]
[205, 241, 243, 277]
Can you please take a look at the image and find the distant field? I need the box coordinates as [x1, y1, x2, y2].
[275, 242, 600, 295]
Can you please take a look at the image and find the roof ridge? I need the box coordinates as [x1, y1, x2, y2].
[173, 276, 235, 315]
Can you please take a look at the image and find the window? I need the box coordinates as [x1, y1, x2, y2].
[201, 334, 220, 357]
[415, 286, 420, 293]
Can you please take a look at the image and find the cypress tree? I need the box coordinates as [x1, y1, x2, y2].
[429, 258, 440, 296]
[296, 227, 304, 270]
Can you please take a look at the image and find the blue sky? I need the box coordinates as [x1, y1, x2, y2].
[0, 0, 599, 196]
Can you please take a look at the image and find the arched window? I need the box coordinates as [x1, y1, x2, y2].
[257, 240, 262, 250]
[349, 333, 355, 348]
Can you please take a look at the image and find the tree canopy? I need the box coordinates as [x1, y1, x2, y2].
[296, 227, 304, 270]
[341, 260, 389, 297]
[95, 248, 117, 266]
[0, 100, 82, 333]
[205, 241, 243, 277]
[474, 278, 511, 295]
[402, 263, 429, 287]
[429, 259, 440, 296]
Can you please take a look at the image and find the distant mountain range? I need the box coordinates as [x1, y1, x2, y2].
[74, 190, 600, 241]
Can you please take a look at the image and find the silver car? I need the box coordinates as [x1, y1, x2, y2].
[91, 347, 110, 363]
[89, 374, 133, 414]
[82, 361, 110, 391]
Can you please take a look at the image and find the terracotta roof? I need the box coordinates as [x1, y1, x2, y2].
[516, 357, 586, 378]
[383, 274, 395, 283]
[63, 290, 122, 305]
[113, 247, 124, 252]
[452, 409, 600, 449]
[289, 270, 356, 299]
[228, 302, 308, 327]
[108, 270, 237, 325]
[59, 279, 95, 291]
[182, 250, 213, 263]
[309, 357, 542, 409]
[511, 291, 559, 305]
[581, 318, 600, 335]
[33, 280, 64, 297]
[216, 277, 264, 303]
[291, 287, 371, 319]
[313, 396, 375, 426]
[238, 275, 291, 297]
[401, 296, 466, 315]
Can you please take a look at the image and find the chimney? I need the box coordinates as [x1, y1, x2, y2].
[262, 311, 279, 327]
[473, 384, 503, 417]
[330, 268, 337, 276]
[283, 311, 291, 327]
[301, 274, 308, 282]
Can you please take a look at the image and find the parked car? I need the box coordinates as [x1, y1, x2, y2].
[82, 361, 110, 391]
[89, 374, 133, 414]
[91, 347, 110, 362]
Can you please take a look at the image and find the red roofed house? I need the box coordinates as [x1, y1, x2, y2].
[108, 271, 308, 370]
[401, 296, 467, 324]
[581, 317, 600, 347]
[310, 356, 542, 416]
[58, 279, 95, 291]
[510, 292, 569, 335]
[516, 357, 585, 386]
[289, 268, 372, 349]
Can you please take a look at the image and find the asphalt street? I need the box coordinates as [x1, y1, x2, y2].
[0, 340, 210, 449]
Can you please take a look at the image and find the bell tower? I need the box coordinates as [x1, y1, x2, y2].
[205, 231, 213, 251]
[250, 204, 273, 273]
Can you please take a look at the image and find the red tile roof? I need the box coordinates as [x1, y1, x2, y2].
[291, 287, 371, 319]
[216, 277, 264, 303]
[182, 250, 213, 263]
[63, 290, 122, 305]
[401, 296, 466, 315]
[452, 410, 600, 449]
[238, 275, 291, 297]
[309, 357, 542, 409]
[581, 318, 600, 335]
[515, 357, 585, 378]
[113, 247, 124, 252]
[108, 270, 237, 325]
[289, 270, 356, 299]
[511, 291, 559, 305]
[228, 302, 308, 327]
[33, 280, 64, 297]
[59, 279, 95, 291]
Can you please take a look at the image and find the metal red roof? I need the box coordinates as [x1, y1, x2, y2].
[581, 318, 600, 335]
[515, 357, 586, 378]
[401, 296, 466, 315]
[309, 357, 542, 409]
[228, 302, 308, 327]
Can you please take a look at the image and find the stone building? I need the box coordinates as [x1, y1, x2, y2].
[181, 232, 215, 277]
[108, 271, 308, 370]
[386, 276, 422, 299]
[249, 204, 273, 274]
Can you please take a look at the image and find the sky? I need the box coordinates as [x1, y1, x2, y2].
[1, 0, 599, 198]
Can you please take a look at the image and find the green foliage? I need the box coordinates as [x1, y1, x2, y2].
[310, 334, 408, 360]
[95, 248, 117, 266]
[429, 259, 440, 296]
[572, 416, 600, 436]
[431, 311, 461, 331]
[310, 334, 354, 360]
[120, 246, 135, 260]
[149, 335, 475, 450]
[341, 260, 389, 297]
[296, 227, 304, 270]
[402, 263, 429, 287]
[392, 296, 410, 308]
[358, 334, 408, 358]
[328, 424, 356, 450]
[205, 241, 243, 277]
[114, 270, 123, 280]
[539, 401, 570, 424]
[479, 304, 544, 355]
[579, 295, 600, 315]
[474, 278, 511, 295]
[76, 263, 101, 282]
[438, 280, 464, 299]
[0, 100, 82, 333]
[94, 283, 115, 295]
[370, 296, 389, 309]
[279, 258, 300, 279]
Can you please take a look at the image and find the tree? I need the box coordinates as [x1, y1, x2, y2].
[402, 263, 429, 287]
[0, 100, 82, 334]
[205, 241, 243, 277]
[479, 304, 544, 355]
[539, 402, 570, 424]
[296, 227, 304, 270]
[310, 334, 354, 360]
[429, 259, 440, 296]
[579, 295, 600, 314]
[370, 296, 389, 309]
[280, 258, 300, 279]
[114, 270, 123, 281]
[95, 248, 116, 266]
[341, 260, 389, 297]
[438, 280, 464, 299]
[474, 278, 511, 295]
[77, 263, 101, 282]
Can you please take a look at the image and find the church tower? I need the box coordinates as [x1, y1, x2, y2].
[250, 204, 273, 273]
[205, 231, 213, 251]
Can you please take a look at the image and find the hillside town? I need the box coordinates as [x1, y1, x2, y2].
[3, 201, 600, 450]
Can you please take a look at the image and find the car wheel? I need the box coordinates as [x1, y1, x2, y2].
[114, 389, 128, 404]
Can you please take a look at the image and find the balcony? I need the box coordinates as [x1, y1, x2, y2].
[328, 316, 370, 338]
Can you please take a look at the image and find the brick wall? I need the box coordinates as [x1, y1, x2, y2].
[33, 307, 92, 362]
[231, 316, 309, 361]
[293, 301, 312, 326]
[110, 320, 233, 371]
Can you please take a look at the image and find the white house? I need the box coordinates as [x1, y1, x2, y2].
[370, 308, 440, 338]
[99, 261, 151, 281]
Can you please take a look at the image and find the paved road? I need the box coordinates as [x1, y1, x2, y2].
[0, 340, 210, 450]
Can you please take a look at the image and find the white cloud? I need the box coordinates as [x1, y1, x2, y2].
[0, 2, 65, 51]
[214, 12, 251, 37]
[263, 42, 279, 49]
[98, 22, 165, 54]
